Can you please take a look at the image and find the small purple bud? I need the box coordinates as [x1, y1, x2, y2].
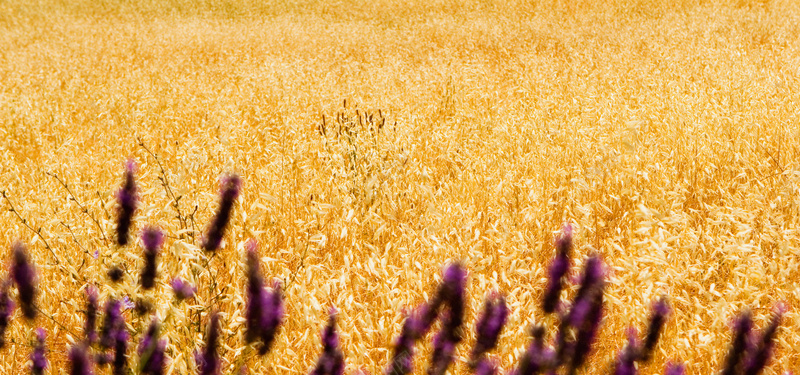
[171, 278, 196, 301]
[309, 308, 345, 375]
[470, 292, 508, 366]
[543, 225, 573, 314]
[11, 241, 37, 319]
[85, 286, 99, 344]
[92, 250, 99, 259]
[202, 174, 241, 252]
[721, 310, 753, 375]
[197, 312, 221, 375]
[743, 305, 785, 375]
[69, 344, 94, 375]
[0, 279, 13, 349]
[139, 319, 166, 375]
[641, 297, 671, 361]
[140, 226, 164, 290]
[116, 160, 138, 246]
[665, 362, 686, 375]
[31, 328, 47, 375]
[122, 296, 135, 310]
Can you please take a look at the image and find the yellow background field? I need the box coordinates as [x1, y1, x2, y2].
[0, 0, 798, 373]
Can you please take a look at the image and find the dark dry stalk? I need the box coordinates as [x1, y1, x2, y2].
[137, 137, 191, 240]
[2, 191, 60, 264]
[46, 171, 110, 246]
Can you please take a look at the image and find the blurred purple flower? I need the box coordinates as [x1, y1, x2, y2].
[543, 225, 573, 314]
[172, 278, 196, 301]
[386, 309, 421, 375]
[122, 296, 135, 310]
[140, 226, 164, 290]
[665, 362, 686, 375]
[112, 322, 129, 375]
[309, 308, 345, 375]
[614, 327, 640, 375]
[743, 305, 785, 375]
[470, 292, 508, 366]
[107, 266, 124, 283]
[0, 279, 13, 349]
[11, 241, 37, 319]
[85, 286, 99, 344]
[69, 344, 94, 375]
[139, 319, 166, 375]
[512, 324, 554, 375]
[100, 299, 124, 349]
[473, 359, 498, 375]
[202, 174, 241, 252]
[196, 312, 221, 375]
[244, 240, 285, 355]
[427, 263, 466, 375]
[641, 297, 671, 361]
[116, 160, 138, 246]
[721, 309, 753, 375]
[31, 328, 47, 375]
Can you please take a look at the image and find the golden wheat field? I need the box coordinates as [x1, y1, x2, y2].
[0, 0, 799, 373]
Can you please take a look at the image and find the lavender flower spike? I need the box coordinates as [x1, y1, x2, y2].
[470, 292, 508, 367]
[543, 225, 573, 314]
[641, 297, 671, 361]
[85, 286, 99, 344]
[427, 263, 467, 375]
[112, 322, 129, 375]
[259, 280, 285, 355]
[474, 359, 498, 375]
[139, 319, 166, 375]
[309, 307, 345, 375]
[172, 278, 196, 301]
[721, 309, 753, 375]
[512, 324, 554, 375]
[202, 174, 241, 252]
[99, 299, 124, 349]
[116, 159, 138, 246]
[566, 255, 605, 375]
[196, 312, 221, 375]
[665, 362, 686, 375]
[140, 226, 164, 290]
[31, 328, 47, 375]
[614, 327, 640, 375]
[245, 240, 266, 345]
[69, 344, 94, 375]
[0, 279, 13, 349]
[11, 241, 37, 319]
[743, 305, 785, 375]
[386, 308, 421, 375]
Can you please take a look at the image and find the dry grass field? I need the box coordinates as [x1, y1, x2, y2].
[0, 0, 799, 373]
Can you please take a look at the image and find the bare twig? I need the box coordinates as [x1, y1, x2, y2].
[1, 190, 60, 265]
[46, 171, 110, 246]
[137, 137, 193, 241]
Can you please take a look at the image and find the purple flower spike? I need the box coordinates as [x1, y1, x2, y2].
[202, 174, 241, 252]
[513, 324, 554, 375]
[474, 359, 498, 375]
[721, 309, 753, 375]
[244, 240, 285, 355]
[197, 312, 221, 375]
[100, 299, 124, 349]
[11, 241, 37, 319]
[112, 322, 129, 375]
[386, 309, 421, 375]
[139, 319, 166, 375]
[309, 308, 345, 375]
[470, 292, 508, 367]
[116, 159, 138, 246]
[427, 263, 467, 375]
[665, 362, 685, 375]
[31, 328, 47, 375]
[642, 297, 671, 361]
[743, 305, 785, 375]
[0, 279, 13, 349]
[69, 344, 94, 375]
[140, 226, 164, 290]
[85, 286, 99, 344]
[543, 225, 573, 314]
[560, 255, 605, 374]
[614, 327, 640, 375]
[172, 278, 196, 301]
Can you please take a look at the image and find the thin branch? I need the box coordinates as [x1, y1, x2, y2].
[1, 190, 60, 265]
[137, 137, 193, 241]
[46, 171, 110, 246]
